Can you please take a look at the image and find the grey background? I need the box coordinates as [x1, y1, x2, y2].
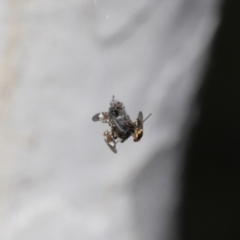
[0, 0, 220, 240]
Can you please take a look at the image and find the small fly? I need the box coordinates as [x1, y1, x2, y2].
[92, 96, 151, 153]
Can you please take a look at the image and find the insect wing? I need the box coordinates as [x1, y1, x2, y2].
[104, 138, 117, 153]
[137, 111, 143, 129]
[92, 112, 108, 122]
[92, 113, 100, 121]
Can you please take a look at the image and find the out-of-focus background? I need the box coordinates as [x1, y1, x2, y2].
[1, 0, 234, 240]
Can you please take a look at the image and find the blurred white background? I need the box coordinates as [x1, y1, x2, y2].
[0, 0, 220, 240]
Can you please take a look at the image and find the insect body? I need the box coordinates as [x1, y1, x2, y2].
[92, 96, 151, 153]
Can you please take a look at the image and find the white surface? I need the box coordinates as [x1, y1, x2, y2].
[0, 0, 220, 240]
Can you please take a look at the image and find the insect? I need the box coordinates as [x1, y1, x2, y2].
[92, 96, 151, 153]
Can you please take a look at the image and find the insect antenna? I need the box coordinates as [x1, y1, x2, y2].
[143, 113, 152, 123]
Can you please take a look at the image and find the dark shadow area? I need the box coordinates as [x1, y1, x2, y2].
[131, 144, 184, 240]
[180, 0, 240, 240]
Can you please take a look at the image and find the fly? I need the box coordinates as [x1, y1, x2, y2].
[92, 96, 151, 153]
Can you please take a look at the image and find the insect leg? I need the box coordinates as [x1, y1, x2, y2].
[143, 113, 152, 123]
